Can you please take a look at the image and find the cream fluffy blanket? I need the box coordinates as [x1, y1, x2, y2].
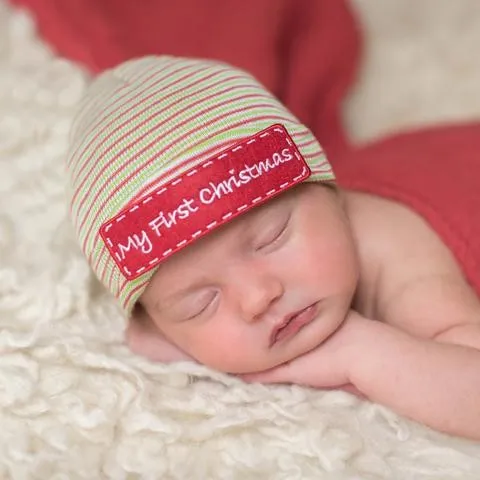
[1, 1, 480, 478]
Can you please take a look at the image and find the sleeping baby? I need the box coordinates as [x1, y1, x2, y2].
[66, 56, 480, 440]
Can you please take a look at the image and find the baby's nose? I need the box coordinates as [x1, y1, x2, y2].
[237, 267, 284, 322]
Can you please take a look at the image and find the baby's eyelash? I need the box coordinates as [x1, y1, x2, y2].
[184, 292, 218, 320]
[256, 215, 291, 250]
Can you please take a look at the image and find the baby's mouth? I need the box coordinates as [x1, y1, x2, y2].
[269, 303, 318, 347]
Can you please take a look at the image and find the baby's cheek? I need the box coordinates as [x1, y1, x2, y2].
[188, 338, 249, 373]
[179, 329, 266, 373]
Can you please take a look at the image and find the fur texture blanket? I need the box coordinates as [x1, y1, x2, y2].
[1, 1, 480, 478]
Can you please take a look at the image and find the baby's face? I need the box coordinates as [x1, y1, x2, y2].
[140, 184, 359, 373]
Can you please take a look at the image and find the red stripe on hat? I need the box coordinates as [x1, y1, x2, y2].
[298, 137, 323, 150]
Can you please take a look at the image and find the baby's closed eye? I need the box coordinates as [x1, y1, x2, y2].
[173, 289, 219, 321]
[254, 213, 291, 251]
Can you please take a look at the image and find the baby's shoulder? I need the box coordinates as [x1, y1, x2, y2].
[343, 190, 480, 337]
[344, 189, 455, 264]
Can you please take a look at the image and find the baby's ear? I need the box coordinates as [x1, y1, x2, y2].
[130, 302, 152, 325]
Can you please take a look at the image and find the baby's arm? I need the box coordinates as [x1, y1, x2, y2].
[243, 311, 480, 440]
[348, 315, 480, 440]
[342, 191, 480, 437]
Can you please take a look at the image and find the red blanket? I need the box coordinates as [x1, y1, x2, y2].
[12, 0, 480, 296]
[10, 0, 360, 158]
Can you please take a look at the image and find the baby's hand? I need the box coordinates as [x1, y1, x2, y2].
[126, 313, 194, 363]
[241, 310, 367, 394]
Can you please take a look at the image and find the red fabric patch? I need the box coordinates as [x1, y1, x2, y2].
[100, 124, 310, 280]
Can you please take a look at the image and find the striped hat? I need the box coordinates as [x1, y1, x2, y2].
[66, 56, 334, 314]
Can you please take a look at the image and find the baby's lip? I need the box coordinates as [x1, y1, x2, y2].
[269, 302, 318, 347]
